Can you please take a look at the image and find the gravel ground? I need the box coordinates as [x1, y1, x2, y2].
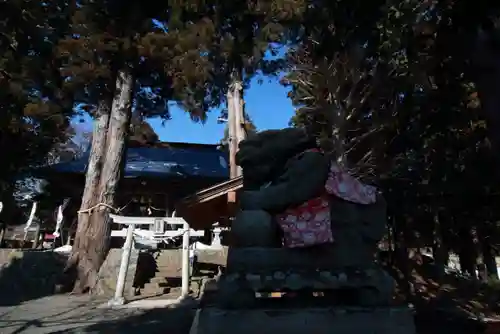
[0, 293, 490, 334]
[0, 295, 197, 334]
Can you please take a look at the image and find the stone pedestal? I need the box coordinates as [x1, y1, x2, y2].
[226, 247, 375, 272]
[190, 306, 416, 334]
[95, 248, 139, 298]
[220, 247, 395, 308]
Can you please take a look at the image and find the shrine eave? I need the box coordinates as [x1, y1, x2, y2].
[32, 144, 230, 181]
[176, 176, 243, 230]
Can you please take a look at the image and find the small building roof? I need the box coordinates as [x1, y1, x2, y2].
[176, 176, 243, 229]
[37, 142, 229, 180]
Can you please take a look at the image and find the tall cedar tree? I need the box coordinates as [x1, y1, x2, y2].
[58, 0, 219, 292]
[59, 0, 308, 292]
[156, 1, 301, 136]
[285, 0, 500, 289]
[0, 1, 75, 226]
[374, 1, 500, 281]
[283, 0, 399, 177]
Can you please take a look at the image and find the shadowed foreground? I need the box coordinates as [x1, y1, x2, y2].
[0, 293, 494, 334]
[0, 295, 197, 334]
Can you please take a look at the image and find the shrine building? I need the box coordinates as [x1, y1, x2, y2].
[31, 141, 232, 246]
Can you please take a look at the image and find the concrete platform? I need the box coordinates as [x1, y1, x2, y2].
[190, 306, 416, 334]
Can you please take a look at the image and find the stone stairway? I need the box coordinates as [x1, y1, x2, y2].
[141, 250, 183, 296]
[138, 248, 227, 297]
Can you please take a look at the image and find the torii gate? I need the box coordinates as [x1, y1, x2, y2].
[107, 213, 194, 306]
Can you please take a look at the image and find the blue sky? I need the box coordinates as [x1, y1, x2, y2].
[72, 21, 295, 144]
[74, 76, 294, 145]
[150, 76, 293, 144]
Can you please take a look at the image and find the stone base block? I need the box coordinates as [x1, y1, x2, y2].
[190, 306, 416, 334]
[226, 247, 374, 272]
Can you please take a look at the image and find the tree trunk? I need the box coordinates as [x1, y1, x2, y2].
[393, 213, 412, 301]
[432, 211, 447, 281]
[458, 226, 477, 278]
[66, 101, 111, 291]
[87, 68, 134, 281]
[479, 223, 498, 280]
[68, 67, 134, 293]
[473, 30, 500, 153]
[227, 73, 245, 178]
[227, 86, 238, 178]
[473, 31, 500, 281]
[482, 240, 498, 280]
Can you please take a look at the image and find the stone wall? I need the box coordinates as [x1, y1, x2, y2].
[0, 245, 228, 304]
[0, 249, 68, 306]
[0, 247, 152, 302]
[95, 247, 140, 298]
[197, 247, 228, 267]
[0, 247, 143, 302]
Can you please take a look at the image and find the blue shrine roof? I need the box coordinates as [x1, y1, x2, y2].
[42, 143, 229, 179]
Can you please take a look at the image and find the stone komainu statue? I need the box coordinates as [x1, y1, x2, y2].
[219, 127, 394, 307]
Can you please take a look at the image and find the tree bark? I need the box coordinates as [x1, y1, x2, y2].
[87, 68, 134, 281]
[227, 85, 238, 178]
[393, 213, 412, 301]
[458, 225, 477, 278]
[227, 72, 245, 178]
[66, 101, 110, 291]
[482, 240, 498, 280]
[479, 223, 498, 280]
[432, 211, 447, 281]
[68, 67, 134, 293]
[473, 30, 500, 153]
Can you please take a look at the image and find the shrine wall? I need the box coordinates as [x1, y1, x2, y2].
[0, 249, 68, 306]
[94, 248, 140, 298]
[0, 246, 229, 305]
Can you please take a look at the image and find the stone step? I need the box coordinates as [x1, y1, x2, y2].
[141, 283, 170, 295]
[155, 264, 182, 269]
[155, 250, 182, 259]
[226, 247, 373, 272]
[214, 268, 394, 307]
[197, 249, 228, 266]
[155, 271, 181, 277]
[155, 264, 182, 271]
[155, 263, 182, 269]
[155, 256, 182, 262]
[150, 276, 169, 284]
[190, 306, 416, 334]
[155, 266, 180, 272]
[155, 269, 181, 274]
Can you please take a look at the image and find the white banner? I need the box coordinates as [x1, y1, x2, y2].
[24, 202, 37, 232]
[52, 204, 64, 238]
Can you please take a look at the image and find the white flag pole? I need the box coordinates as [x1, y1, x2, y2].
[23, 201, 37, 242]
[53, 205, 64, 238]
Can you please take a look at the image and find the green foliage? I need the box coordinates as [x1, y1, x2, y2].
[0, 0, 75, 193]
[129, 118, 160, 145]
[5, 0, 500, 289]
[285, 0, 500, 271]
[55, 0, 296, 123]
